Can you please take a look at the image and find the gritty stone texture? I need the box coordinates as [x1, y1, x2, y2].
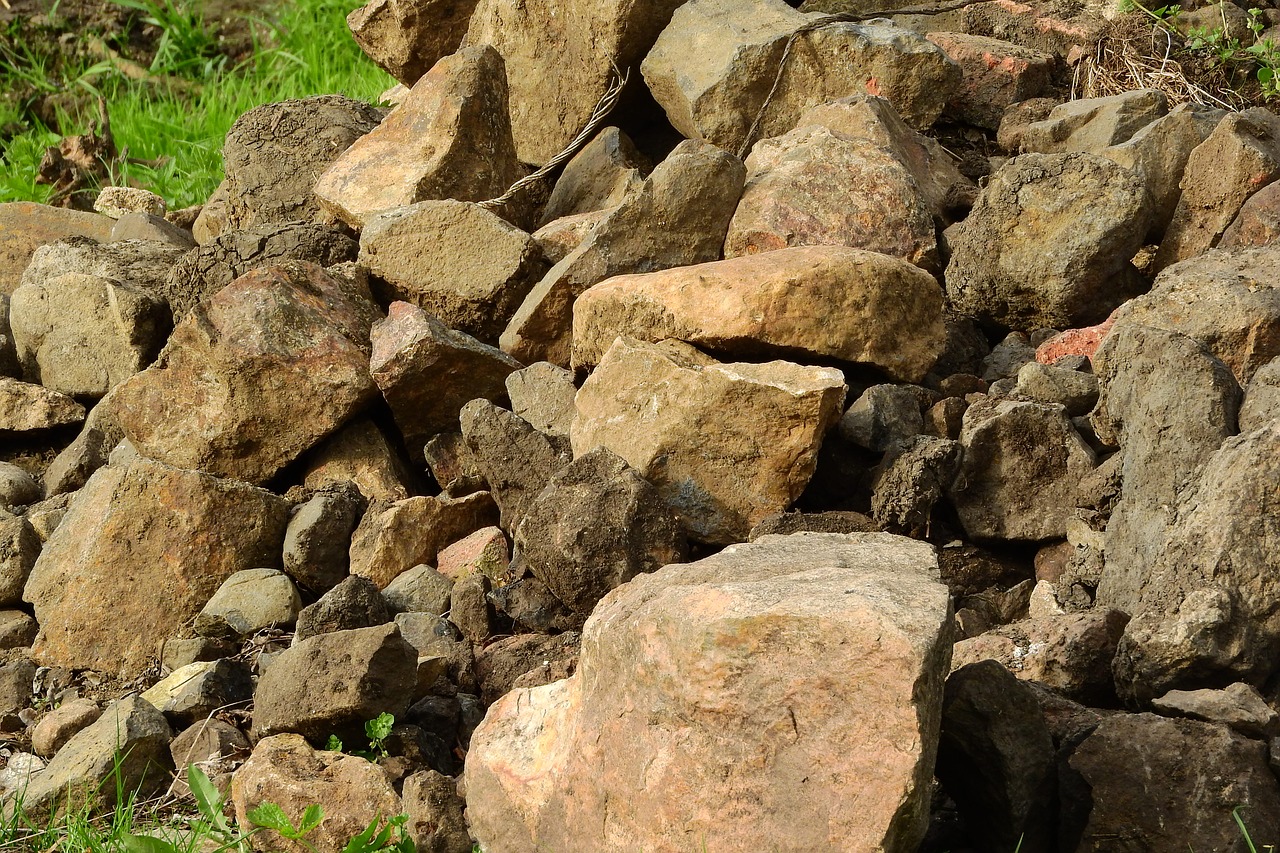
[0, 203, 114, 296]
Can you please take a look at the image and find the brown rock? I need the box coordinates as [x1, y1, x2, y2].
[349, 492, 499, 589]
[436, 526, 509, 583]
[0, 203, 114, 296]
[572, 246, 945, 382]
[1019, 89, 1168, 154]
[113, 263, 379, 485]
[540, 126, 647, 224]
[313, 46, 524, 229]
[0, 378, 84, 431]
[1221, 179, 1280, 249]
[926, 32, 1056, 130]
[24, 456, 288, 677]
[346, 0, 477, 86]
[571, 337, 846, 544]
[474, 632, 581, 706]
[301, 417, 414, 502]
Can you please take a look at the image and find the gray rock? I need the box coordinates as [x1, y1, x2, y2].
[448, 574, 494, 644]
[109, 211, 196, 248]
[382, 565, 454, 616]
[194, 569, 302, 640]
[1020, 89, 1168, 154]
[395, 613, 477, 692]
[838, 384, 924, 452]
[282, 482, 366, 595]
[0, 659, 34, 715]
[294, 575, 391, 642]
[169, 718, 250, 790]
[981, 332, 1037, 383]
[1014, 361, 1098, 416]
[1240, 356, 1280, 432]
[460, 400, 570, 536]
[17, 237, 183, 309]
[1152, 682, 1280, 740]
[140, 659, 254, 727]
[0, 610, 35, 649]
[486, 578, 580, 634]
[541, 126, 646, 224]
[402, 770, 474, 853]
[505, 362, 577, 440]
[871, 436, 961, 536]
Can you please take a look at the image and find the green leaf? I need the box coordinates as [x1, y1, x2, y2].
[122, 834, 181, 853]
[1259, 66, 1274, 83]
[188, 765, 234, 834]
[325, 734, 345, 752]
[298, 803, 325, 834]
[365, 712, 395, 743]
[341, 817, 380, 853]
[248, 801, 298, 835]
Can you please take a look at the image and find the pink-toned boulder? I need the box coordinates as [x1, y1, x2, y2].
[313, 46, 524, 229]
[1220, 180, 1280, 249]
[465, 532, 952, 853]
[925, 32, 1056, 130]
[1034, 316, 1116, 364]
[572, 246, 945, 381]
[436, 526, 509, 582]
[113, 263, 379, 485]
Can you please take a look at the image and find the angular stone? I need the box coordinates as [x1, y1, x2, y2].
[109, 212, 195, 248]
[349, 492, 499, 589]
[947, 398, 1096, 541]
[1014, 361, 1098, 416]
[0, 203, 114, 296]
[1222, 180, 1280, 249]
[571, 337, 846, 544]
[231, 734, 402, 853]
[347, 0, 476, 86]
[501, 140, 745, 367]
[0, 610, 36, 649]
[140, 659, 254, 726]
[359, 202, 545, 343]
[282, 482, 367, 595]
[465, 533, 951, 853]
[169, 718, 250, 794]
[43, 386, 125, 497]
[113, 263, 379, 485]
[1020, 89, 1168, 154]
[252, 623, 418, 743]
[505, 362, 576, 440]
[437, 526, 509, 583]
[313, 47, 523, 229]
[514, 448, 688, 615]
[541, 127, 647, 224]
[473, 632, 581, 706]
[460, 400, 569, 535]
[870, 435, 960, 536]
[294, 576, 391, 642]
[31, 698, 102, 759]
[642, 0, 960, 152]
[193, 96, 383, 241]
[194, 569, 302, 640]
[11, 272, 169, 398]
[1153, 682, 1280, 740]
[371, 302, 523, 451]
[573, 246, 944, 382]
[94, 186, 165, 219]
[1156, 108, 1280, 270]
[532, 211, 609, 265]
[838, 384, 925, 451]
[24, 456, 288, 677]
[402, 770, 473, 853]
[464, 0, 685, 165]
[301, 417, 414, 502]
[0, 467, 39, 511]
[1241, 357, 1280, 432]
[17, 237, 183, 308]
[945, 152, 1152, 329]
[449, 574, 493, 643]
[487, 578, 577, 634]
[0, 378, 85, 432]
[382, 564, 453, 616]
[925, 32, 1056, 130]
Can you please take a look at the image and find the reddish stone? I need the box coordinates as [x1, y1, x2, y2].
[1035, 315, 1116, 364]
[926, 32, 1057, 130]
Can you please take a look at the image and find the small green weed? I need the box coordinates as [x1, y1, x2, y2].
[326, 712, 397, 763]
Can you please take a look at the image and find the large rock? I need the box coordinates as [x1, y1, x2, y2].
[462, 0, 686, 165]
[10, 272, 169, 398]
[252, 623, 418, 744]
[23, 456, 289, 676]
[514, 447, 688, 614]
[113, 263, 379, 485]
[642, 0, 960, 153]
[1108, 244, 1280, 385]
[947, 398, 1096, 542]
[571, 337, 846, 544]
[9, 696, 171, 818]
[1092, 324, 1240, 615]
[313, 47, 523, 229]
[0, 203, 114, 296]
[1019, 89, 1168, 154]
[192, 96, 384, 242]
[0, 378, 85, 431]
[194, 569, 302, 639]
[1067, 714, 1280, 851]
[346, 0, 477, 86]
[925, 32, 1056, 131]
[359, 202, 546, 342]
[500, 140, 745, 367]
[371, 302, 523, 450]
[572, 246, 944, 382]
[945, 152, 1152, 329]
[18, 236, 184, 308]
[465, 533, 952, 853]
[460, 400, 570, 535]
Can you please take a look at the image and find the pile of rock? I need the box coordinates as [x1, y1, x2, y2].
[3, 0, 1280, 849]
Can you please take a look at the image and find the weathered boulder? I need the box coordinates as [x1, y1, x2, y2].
[1221, 179, 1280, 249]
[18, 237, 184, 309]
[371, 302, 523, 451]
[382, 564, 453, 616]
[1240, 356, 1280, 432]
[0, 378, 84, 433]
[10, 272, 169, 398]
[1152, 682, 1280, 739]
[294, 576, 391, 641]
[514, 448, 688, 614]
[460, 400, 570, 535]
[463, 0, 685, 165]
[465, 533, 952, 853]
[359, 202, 545, 342]
[113, 263, 378, 485]
[282, 482, 367, 595]
[402, 770, 473, 853]
[505, 362, 577, 440]
[346, 0, 476, 86]
[839, 384, 926, 452]
[1014, 361, 1098, 416]
[109, 211, 196, 248]
[301, 417, 415, 502]
[94, 186, 165, 219]
[42, 384, 126, 497]
[349, 492, 498, 588]
[925, 32, 1056, 130]
[194, 569, 302, 639]
[945, 152, 1152, 330]
[252, 623, 417, 744]
[232, 734, 403, 853]
[474, 632, 581, 706]
[1067, 714, 1280, 851]
[193, 96, 383, 242]
[573, 246, 944, 381]
[871, 436, 960, 536]
[642, 0, 960, 152]
[0, 203, 114, 295]
[437, 526, 509, 583]
[0, 467, 40, 511]
[540, 126, 647, 224]
[1020, 89, 1168, 154]
[947, 398, 1096, 541]
[313, 47, 523, 229]
[501, 140, 745, 367]
[24, 456, 288, 676]
[0, 513, 39, 607]
[140, 659, 254, 726]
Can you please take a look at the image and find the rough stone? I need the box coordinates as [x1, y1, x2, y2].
[24, 456, 288, 677]
[94, 186, 165, 219]
[313, 47, 523, 229]
[1014, 361, 1098, 416]
[1152, 682, 1280, 739]
[460, 400, 569, 535]
[109, 211, 195, 248]
[1020, 89, 1168, 154]
[301, 417, 414, 502]
[140, 659, 254, 726]
[474, 632, 581, 706]
[113, 263, 379, 485]
[194, 569, 302, 639]
[839, 384, 925, 451]
[925, 32, 1056, 130]
[1221, 179, 1280, 249]
[346, 0, 477, 86]
[349, 491, 499, 589]
[572, 246, 945, 382]
[169, 718, 251, 794]
[572, 337, 846, 544]
[541, 126, 647, 225]
[871, 435, 961, 536]
[0, 610, 36, 649]
[371, 302, 523, 451]
[0, 203, 114, 296]
[945, 152, 1152, 330]
[30, 698, 102, 759]
[382, 564, 454, 616]
[436, 527, 509, 583]
[0, 378, 85, 432]
[465, 533, 952, 853]
[401, 770, 473, 853]
[17, 237, 182, 309]
[282, 482, 367, 595]
[1240, 356, 1280, 432]
[0, 468, 40, 511]
[359, 202, 545, 343]
[294, 576, 391, 641]
[504, 362, 577, 439]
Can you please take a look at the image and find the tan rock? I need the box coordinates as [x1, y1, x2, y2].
[463, 0, 686, 165]
[641, 0, 960, 153]
[1019, 89, 1168, 155]
[571, 337, 846, 544]
[925, 32, 1056, 130]
[500, 140, 745, 367]
[349, 491, 499, 588]
[436, 526, 509, 583]
[24, 456, 288, 677]
[346, 0, 477, 86]
[313, 46, 524, 229]
[0, 203, 114, 296]
[113, 263, 379, 485]
[301, 417, 414, 502]
[540, 126, 647, 224]
[572, 246, 945, 381]
[465, 532, 952, 853]
[93, 186, 166, 219]
[0, 378, 85, 431]
[360, 203, 545, 343]
[531, 210, 610, 265]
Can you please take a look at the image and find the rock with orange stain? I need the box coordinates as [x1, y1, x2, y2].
[926, 32, 1056, 130]
[1034, 316, 1116, 364]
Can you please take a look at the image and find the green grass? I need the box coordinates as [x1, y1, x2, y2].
[0, 0, 395, 209]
